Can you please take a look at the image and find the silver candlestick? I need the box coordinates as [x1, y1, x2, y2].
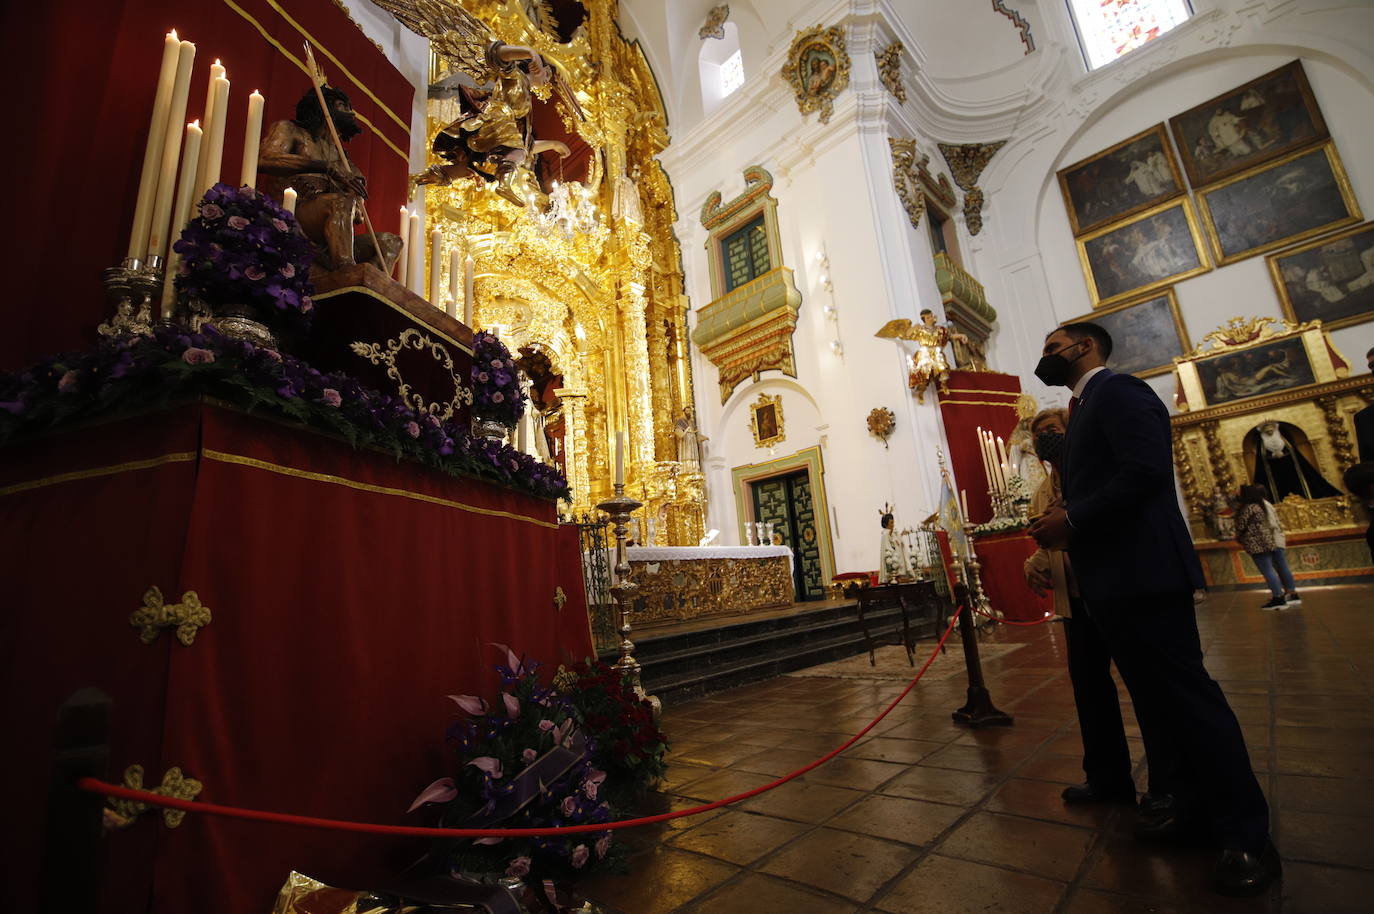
[596, 483, 660, 719]
[98, 256, 164, 338]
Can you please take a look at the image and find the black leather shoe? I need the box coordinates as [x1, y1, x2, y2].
[1212, 841, 1281, 897]
[1061, 782, 1136, 805]
[1134, 797, 1205, 843]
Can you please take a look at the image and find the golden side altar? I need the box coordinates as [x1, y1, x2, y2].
[617, 545, 796, 625]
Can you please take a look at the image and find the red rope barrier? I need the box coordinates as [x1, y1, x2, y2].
[78, 609, 965, 838]
[970, 604, 1055, 627]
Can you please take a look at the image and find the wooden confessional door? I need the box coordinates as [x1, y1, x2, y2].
[751, 470, 825, 600]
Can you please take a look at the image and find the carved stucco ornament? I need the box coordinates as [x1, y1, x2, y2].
[106, 764, 204, 830]
[890, 139, 957, 231]
[876, 41, 905, 104]
[938, 141, 1008, 236]
[130, 586, 211, 647]
[781, 25, 850, 125]
[699, 5, 729, 41]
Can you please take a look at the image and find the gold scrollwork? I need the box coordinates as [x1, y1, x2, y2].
[629, 555, 793, 623]
[1173, 428, 1203, 516]
[130, 586, 211, 647]
[890, 139, 957, 231]
[1273, 494, 1355, 533]
[1318, 394, 1358, 471]
[1184, 315, 1302, 358]
[876, 41, 905, 104]
[106, 764, 203, 830]
[349, 328, 474, 420]
[781, 25, 850, 125]
[938, 141, 1007, 236]
[554, 586, 567, 611]
[1200, 421, 1236, 496]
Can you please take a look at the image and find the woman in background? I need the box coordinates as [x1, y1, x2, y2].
[1234, 485, 1300, 609]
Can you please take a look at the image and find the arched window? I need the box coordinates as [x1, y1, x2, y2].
[699, 21, 744, 112]
[1067, 0, 1193, 70]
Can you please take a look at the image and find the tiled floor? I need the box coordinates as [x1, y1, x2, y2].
[578, 585, 1374, 913]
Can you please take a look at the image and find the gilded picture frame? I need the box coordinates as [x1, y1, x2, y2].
[1196, 142, 1361, 266]
[1169, 60, 1329, 188]
[750, 392, 785, 448]
[1076, 198, 1211, 309]
[1172, 317, 1346, 412]
[1057, 124, 1186, 236]
[1267, 221, 1374, 332]
[781, 25, 850, 125]
[1065, 288, 1190, 378]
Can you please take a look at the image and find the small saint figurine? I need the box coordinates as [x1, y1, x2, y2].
[257, 87, 402, 273]
[674, 405, 706, 470]
[878, 508, 914, 584]
[875, 309, 969, 403]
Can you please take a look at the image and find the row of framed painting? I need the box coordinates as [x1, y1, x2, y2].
[1058, 61, 1370, 335]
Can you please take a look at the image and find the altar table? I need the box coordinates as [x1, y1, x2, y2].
[0, 401, 592, 914]
[620, 545, 795, 624]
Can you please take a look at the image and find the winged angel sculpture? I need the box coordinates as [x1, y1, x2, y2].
[875, 309, 968, 403]
[372, 0, 585, 207]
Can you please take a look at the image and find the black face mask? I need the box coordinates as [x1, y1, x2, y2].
[1034, 340, 1085, 387]
[1034, 430, 1065, 463]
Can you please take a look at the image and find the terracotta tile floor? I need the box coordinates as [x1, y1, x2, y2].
[578, 585, 1374, 913]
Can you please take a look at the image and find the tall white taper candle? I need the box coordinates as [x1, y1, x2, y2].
[397, 206, 409, 285]
[407, 213, 424, 296]
[128, 31, 182, 261]
[463, 254, 475, 326]
[239, 90, 264, 189]
[198, 74, 230, 197]
[428, 228, 443, 305]
[448, 249, 460, 317]
[160, 119, 203, 317]
[193, 59, 226, 195]
[146, 38, 197, 262]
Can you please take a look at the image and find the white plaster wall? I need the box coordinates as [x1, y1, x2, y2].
[340, 0, 432, 168]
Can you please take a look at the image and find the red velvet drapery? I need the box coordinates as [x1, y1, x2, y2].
[937, 370, 1026, 525]
[0, 403, 592, 913]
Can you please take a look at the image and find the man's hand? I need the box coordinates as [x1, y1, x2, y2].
[1026, 566, 1052, 596]
[1030, 506, 1072, 550]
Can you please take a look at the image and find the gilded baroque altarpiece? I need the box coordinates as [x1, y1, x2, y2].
[408, 0, 703, 543]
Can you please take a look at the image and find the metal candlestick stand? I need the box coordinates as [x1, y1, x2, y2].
[961, 518, 997, 619]
[98, 257, 165, 338]
[596, 484, 661, 720]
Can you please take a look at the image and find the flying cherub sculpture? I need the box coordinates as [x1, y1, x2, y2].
[372, 0, 584, 208]
[875, 309, 969, 403]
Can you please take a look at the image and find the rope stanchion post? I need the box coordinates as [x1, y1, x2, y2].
[950, 582, 1014, 729]
[40, 688, 111, 913]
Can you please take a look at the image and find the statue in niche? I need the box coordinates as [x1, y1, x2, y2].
[875, 309, 968, 403]
[258, 86, 402, 272]
[373, 0, 584, 207]
[1247, 420, 1340, 500]
[674, 406, 706, 470]
[878, 507, 914, 584]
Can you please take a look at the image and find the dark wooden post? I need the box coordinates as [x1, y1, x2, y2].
[950, 584, 1013, 728]
[40, 688, 111, 912]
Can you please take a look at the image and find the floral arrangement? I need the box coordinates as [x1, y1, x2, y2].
[1005, 472, 1032, 504]
[173, 183, 316, 320]
[0, 326, 569, 501]
[408, 650, 668, 884]
[470, 331, 525, 426]
[971, 515, 1029, 536]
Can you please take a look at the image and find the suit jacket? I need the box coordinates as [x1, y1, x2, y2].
[1061, 369, 1204, 602]
[1355, 403, 1374, 464]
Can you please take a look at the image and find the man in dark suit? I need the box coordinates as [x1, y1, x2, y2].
[1029, 321, 1278, 897]
[1354, 346, 1374, 463]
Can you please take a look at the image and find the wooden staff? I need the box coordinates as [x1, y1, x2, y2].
[302, 42, 389, 273]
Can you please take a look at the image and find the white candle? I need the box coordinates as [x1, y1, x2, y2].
[995, 436, 1008, 492]
[960, 489, 969, 521]
[397, 206, 409, 285]
[463, 254, 475, 326]
[428, 228, 443, 305]
[976, 427, 992, 490]
[193, 59, 225, 195]
[160, 119, 203, 317]
[128, 30, 182, 261]
[448, 249, 460, 313]
[146, 37, 197, 262]
[407, 213, 424, 296]
[614, 431, 625, 486]
[198, 74, 230, 197]
[281, 187, 297, 214]
[239, 90, 264, 188]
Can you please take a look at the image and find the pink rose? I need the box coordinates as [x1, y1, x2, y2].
[477, 371, 490, 383]
[244, 266, 266, 281]
[321, 388, 342, 407]
[271, 218, 289, 232]
[505, 857, 531, 878]
[570, 844, 589, 869]
[595, 835, 610, 858]
[521, 748, 537, 764]
[582, 769, 606, 800]
[538, 719, 555, 732]
[182, 348, 216, 365]
[300, 297, 314, 313]
[405, 421, 421, 438]
[57, 370, 79, 392]
[561, 795, 577, 816]
[227, 215, 250, 230]
[200, 203, 224, 219]
[491, 359, 504, 369]
[261, 348, 283, 362]
[280, 262, 296, 278]
[492, 391, 504, 403]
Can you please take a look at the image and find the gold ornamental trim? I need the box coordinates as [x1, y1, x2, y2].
[130, 586, 212, 647]
[201, 448, 559, 528]
[349, 328, 474, 420]
[1182, 315, 1303, 358]
[781, 25, 850, 125]
[106, 765, 203, 830]
[0, 452, 198, 500]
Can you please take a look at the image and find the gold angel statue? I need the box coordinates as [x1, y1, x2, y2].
[372, 0, 585, 207]
[875, 309, 968, 403]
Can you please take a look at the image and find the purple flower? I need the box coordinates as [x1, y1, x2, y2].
[505, 857, 531, 878]
[595, 835, 611, 858]
[227, 215, 250, 230]
[244, 266, 266, 281]
[321, 388, 342, 407]
[405, 420, 420, 438]
[182, 348, 216, 365]
[200, 203, 224, 219]
[57, 370, 79, 392]
[570, 844, 589, 868]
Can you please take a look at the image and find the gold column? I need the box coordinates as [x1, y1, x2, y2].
[1317, 394, 1357, 472]
[1173, 428, 1203, 517]
[1201, 421, 1236, 495]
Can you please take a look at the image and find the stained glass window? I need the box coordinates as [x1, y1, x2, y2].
[1068, 0, 1193, 70]
[720, 50, 745, 97]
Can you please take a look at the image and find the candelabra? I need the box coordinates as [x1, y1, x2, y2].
[959, 518, 997, 619]
[98, 256, 165, 338]
[596, 483, 661, 719]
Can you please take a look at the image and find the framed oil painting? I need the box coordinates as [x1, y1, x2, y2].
[1057, 124, 1186, 236]
[1169, 60, 1329, 187]
[1194, 335, 1317, 407]
[750, 392, 785, 448]
[1268, 221, 1374, 331]
[1197, 142, 1361, 266]
[1066, 289, 1190, 378]
[1077, 198, 1211, 308]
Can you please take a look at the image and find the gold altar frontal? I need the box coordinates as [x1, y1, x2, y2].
[624, 546, 796, 626]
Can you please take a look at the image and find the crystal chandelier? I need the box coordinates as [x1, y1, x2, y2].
[527, 180, 599, 240]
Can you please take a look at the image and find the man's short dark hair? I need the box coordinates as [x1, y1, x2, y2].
[1055, 321, 1114, 360]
